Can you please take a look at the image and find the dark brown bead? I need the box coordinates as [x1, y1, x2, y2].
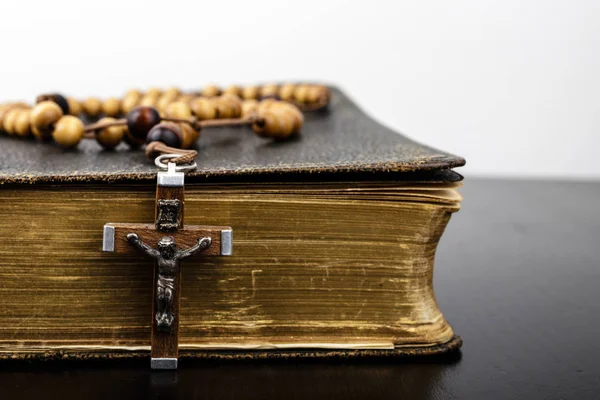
[126, 106, 161, 140]
[36, 93, 69, 115]
[123, 130, 145, 148]
[146, 123, 183, 148]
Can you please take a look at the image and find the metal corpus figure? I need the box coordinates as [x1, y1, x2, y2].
[126, 233, 212, 332]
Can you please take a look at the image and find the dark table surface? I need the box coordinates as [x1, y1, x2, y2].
[1, 178, 598, 400]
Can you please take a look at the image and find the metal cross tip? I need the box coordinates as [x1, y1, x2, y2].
[154, 154, 197, 172]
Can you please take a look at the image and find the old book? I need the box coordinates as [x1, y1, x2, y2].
[0, 88, 465, 361]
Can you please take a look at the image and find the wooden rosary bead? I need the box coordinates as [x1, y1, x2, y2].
[202, 85, 221, 97]
[165, 101, 192, 119]
[14, 110, 32, 137]
[241, 99, 259, 118]
[260, 84, 279, 99]
[146, 88, 162, 98]
[31, 101, 63, 140]
[157, 96, 173, 114]
[242, 86, 260, 100]
[121, 90, 142, 114]
[214, 94, 242, 119]
[163, 87, 181, 98]
[253, 109, 294, 139]
[223, 85, 242, 97]
[139, 92, 160, 108]
[3, 108, 21, 135]
[306, 86, 322, 103]
[257, 98, 278, 111]
[0, 103, 28, 132]
[261, 101, 303, 131]
[52, 115, 84, 148]
[1, 107, 14, 132]
[36, 93, 69, 115]
[287, 84, 330, 107]
[278, 84, 296, 101]
[307, 85, 330, 106]
[146, 122, 183, 148]
[253, 101, 303, 139]
[95, 117, 124, 150]
[67, 97, 83, 116]
[102, 98, 121, 117]
[126, 106, 161, 140]
[293, 85, 310, 103]
[157, 88, 181, 113]
[83, 97, 102, 117]
[0, 105, 9, 131]
[190, 97, 217, 120]
[0, 104, 11, 124]
[177, 94, 194, 104]
[178, 122, 199, 149]
[284, 102, 304, 132]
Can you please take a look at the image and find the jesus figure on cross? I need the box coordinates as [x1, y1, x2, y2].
[126, 233, 212, 332]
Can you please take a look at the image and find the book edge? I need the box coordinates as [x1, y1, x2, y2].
[0, 335, 462, 363]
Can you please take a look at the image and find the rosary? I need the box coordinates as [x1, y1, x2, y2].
[0, 83, 330, 369]
[0, 83, 330, 168]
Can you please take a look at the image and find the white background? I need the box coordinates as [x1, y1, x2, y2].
[0, 0, 598, 179]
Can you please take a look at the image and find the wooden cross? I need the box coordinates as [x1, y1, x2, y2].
[102, 162, 232, 369]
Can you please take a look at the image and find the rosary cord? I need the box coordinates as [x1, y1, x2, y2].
[145, 141, 198, 165]
[199, 116, 259, 128]
[83, 118, 126, 133]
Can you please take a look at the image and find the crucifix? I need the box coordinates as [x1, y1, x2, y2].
[102, 160, 232, 370]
